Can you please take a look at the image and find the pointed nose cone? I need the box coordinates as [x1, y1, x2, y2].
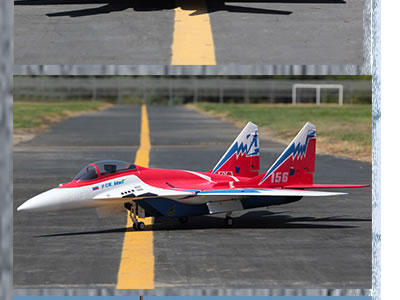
[17, 188, 70, 212]
[17, 201, 33, 212]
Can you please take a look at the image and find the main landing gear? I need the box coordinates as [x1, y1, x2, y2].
[124, 202, 145, 231]
[224, 212, 234, 227]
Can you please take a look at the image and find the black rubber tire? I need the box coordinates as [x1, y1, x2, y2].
[137, 222, 145, 231]
[225, 217, 233, 227]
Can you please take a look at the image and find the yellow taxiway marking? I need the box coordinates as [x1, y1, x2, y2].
[116, 104, 154, 289]
[171, 0, 216, 65]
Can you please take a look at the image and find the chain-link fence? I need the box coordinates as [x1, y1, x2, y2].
[14, 76, 372, 105]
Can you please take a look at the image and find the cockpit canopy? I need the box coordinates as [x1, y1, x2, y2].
[73, 160, 136, 181]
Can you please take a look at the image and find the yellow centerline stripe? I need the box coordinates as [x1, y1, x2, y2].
[171, 0, 216, 65]
[116, 104, 154, 289]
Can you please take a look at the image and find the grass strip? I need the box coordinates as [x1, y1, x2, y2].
[14, 101, 109, 129]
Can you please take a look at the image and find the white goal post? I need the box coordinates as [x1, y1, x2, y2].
[292, 83, 343, 105]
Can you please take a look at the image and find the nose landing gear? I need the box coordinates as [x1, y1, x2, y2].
[124, 202, 145, 231]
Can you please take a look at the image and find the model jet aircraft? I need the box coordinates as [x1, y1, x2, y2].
[17, 122, 368, 230]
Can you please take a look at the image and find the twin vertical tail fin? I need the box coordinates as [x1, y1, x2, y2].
[249, 122, 317, 187]
[211, 122, 260, 178]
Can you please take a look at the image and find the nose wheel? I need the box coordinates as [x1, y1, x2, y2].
[135, 221, 145, 231]
[125, 202, 145, 231]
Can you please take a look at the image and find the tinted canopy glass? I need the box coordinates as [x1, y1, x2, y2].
[93, 160, 136, 176]
[73, 160, 136, 181]
[73, 165, 99, 181]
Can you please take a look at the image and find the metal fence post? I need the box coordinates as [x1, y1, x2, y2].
[316, 86, 321, 105]
[92, 77, 96, 102]
[244, 80, 249, 103]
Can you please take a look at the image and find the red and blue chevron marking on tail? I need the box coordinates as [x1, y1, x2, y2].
[246, 122, 317, 187]
[211, 122, 260, 178]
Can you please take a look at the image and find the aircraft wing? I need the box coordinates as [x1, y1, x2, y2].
[92, 186, 346, 217]
[194, 188, 346, 215]
[195, 188, 346, 197]
[93, 186, 345, 201]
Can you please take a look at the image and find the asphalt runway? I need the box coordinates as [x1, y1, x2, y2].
[15, 0, 363, 65]
[14, 105, 371, 288]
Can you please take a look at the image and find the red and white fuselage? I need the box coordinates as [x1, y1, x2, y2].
[17, 122, 368, 226]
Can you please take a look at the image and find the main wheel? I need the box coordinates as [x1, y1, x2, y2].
[225, 216, 233, 227]
[137, 222, 145, 231]
[179, 216, 189, 224]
